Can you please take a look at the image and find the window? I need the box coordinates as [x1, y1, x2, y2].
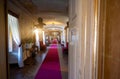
[8, 14, 18, 53]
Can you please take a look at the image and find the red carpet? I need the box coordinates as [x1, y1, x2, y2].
[52, 39, 58, 44]
[35, 44, 62, 79]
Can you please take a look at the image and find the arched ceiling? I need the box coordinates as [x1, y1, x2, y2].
[13, 0, 69, 31]
[31, 0, 68, 14]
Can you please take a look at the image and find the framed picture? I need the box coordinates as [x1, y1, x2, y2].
[70, 28, 77, 42]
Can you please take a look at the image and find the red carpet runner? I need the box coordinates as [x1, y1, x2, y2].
[35, 44, 62, 79]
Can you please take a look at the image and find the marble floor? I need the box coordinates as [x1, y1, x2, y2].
[9, 44, 68, 79]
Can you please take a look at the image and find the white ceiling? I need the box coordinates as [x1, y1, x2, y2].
[31, 0, 68, 13]
[17, 0, 69, 30]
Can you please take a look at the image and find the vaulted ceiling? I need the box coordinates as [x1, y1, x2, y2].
[12, 0, 69, 31]
[18, 0, 68, 14]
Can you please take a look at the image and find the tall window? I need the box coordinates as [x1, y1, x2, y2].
[8, 13, 24, 67]
[8, 14, 18, 52]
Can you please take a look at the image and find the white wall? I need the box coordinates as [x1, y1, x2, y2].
[69, 0, 100, 79]
[8, 1, 37, 40]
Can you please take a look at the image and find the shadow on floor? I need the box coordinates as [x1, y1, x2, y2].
[10, 51, 47, 79]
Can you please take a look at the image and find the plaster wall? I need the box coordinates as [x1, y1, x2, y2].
[8, 1, 37, 41]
